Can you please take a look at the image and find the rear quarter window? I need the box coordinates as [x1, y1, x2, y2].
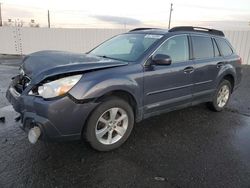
[215, 38, 233, 56]
[191, 36, 214, 59]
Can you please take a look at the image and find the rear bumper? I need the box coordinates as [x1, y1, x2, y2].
[6, 84, 99, 141]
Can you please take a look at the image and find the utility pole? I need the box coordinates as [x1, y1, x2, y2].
[168, 3, 173, 29]
[47, 10, 50, 28]
[0, 3, 3, 27]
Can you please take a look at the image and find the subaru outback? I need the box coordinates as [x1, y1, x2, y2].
[6, 26, 242, 151]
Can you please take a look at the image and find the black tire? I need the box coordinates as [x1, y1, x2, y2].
[207, 79, 232, 112]
[85, 97, 134, 151]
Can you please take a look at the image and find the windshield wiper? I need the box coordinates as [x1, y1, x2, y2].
[96, 55, 126, 62]
[97, 55, 111, 59]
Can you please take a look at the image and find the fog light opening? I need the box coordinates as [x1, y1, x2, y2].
[28, 126, 41, 144]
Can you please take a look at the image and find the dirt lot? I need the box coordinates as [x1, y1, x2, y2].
[0, 59, 250, 188]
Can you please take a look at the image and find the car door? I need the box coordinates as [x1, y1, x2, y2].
[191, 35, 224, 103]
[143, 35, 194, 115]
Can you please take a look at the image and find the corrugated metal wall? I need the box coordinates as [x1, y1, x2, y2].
[224, 31, 250, 65]
[0, 27, 127, 55]
[0, 27, 249, 64]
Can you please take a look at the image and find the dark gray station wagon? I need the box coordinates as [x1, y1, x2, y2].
[7, 26, 242, 151]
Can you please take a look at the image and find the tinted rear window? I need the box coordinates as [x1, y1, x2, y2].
[215, 38, 233, 56]
[192, 36, 214, 59]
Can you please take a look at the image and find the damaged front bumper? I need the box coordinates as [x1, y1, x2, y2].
[6, 78, 99, 142]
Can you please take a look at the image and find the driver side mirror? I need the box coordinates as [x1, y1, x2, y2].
[152, 54, 172, 66]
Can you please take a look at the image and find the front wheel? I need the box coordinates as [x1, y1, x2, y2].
[85, 97, 134, 151]
[207, 79, 232, 112]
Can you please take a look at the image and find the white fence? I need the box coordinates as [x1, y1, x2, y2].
[224, 31, 250, 65]
[0, 27, 127, 55]
[0, 27, 249, 64]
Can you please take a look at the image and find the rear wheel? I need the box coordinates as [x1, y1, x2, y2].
[207, 79, 232, 112]
[85, 97, 134, 151]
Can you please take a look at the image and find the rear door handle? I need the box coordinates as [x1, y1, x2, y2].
[217, 62, 225, 68]
[184, 66, 194, 74]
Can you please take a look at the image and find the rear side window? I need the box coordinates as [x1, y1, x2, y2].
[155, 35, 189, 63]
[191, 36, 214, 59]
[215, 38, 233, 56]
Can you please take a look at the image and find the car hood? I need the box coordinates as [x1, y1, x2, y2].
[21, 50, 128, 84]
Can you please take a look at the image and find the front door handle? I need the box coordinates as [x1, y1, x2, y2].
[217, 62, 225, 68]
[184, 66, 194, 74]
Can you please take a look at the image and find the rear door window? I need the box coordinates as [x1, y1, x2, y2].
[215, 38, 233, 56]
[191, 36, 214, 59]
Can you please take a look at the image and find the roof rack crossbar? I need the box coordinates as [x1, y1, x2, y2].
[169, 26, 224, 37]
[129, 28, 158, 32]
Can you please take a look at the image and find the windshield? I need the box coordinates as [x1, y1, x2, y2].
[89, 33, 163, 62]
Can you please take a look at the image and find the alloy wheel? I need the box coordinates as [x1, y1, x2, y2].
[217, 85, 230, 108]
[95, 107, 129, 145]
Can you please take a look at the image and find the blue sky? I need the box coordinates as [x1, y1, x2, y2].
[1, 0, 250, 29]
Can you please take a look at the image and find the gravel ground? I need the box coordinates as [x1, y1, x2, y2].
[0, 60, 250, 188]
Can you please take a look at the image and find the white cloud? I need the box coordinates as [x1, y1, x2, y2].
[1, 0, 250, 29]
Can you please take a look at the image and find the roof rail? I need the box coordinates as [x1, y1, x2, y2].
[129, 28, 158, 32]
[169, 26, 224, 37]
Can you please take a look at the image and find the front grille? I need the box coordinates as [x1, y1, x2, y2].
[14, 75, 31, 94]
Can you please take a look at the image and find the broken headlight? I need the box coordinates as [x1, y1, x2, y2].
[29, 74, 82, 99]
